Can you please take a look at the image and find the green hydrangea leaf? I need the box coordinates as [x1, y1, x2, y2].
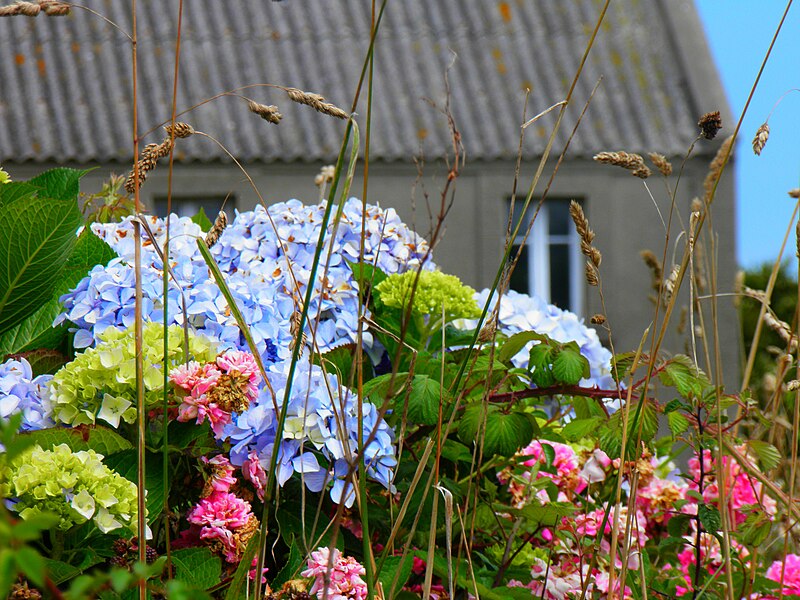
[104, 450, 165, 520]
[0, 180, 83, 334]
[271, 536, 304, 589]
[191, 207, 213, 231]
[171, 548, 222, 591]
[28, 168, 87, 202]
[529, 343, 556, 387]
[19, 425, 133, 456]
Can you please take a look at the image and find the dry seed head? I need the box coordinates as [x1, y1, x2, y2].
[663, 265, 680, 301]
[703, 135, 733, 203]
[40, 0, 69, 15]
[788, 380, 800, 392]
[763, 310, 795, 347]
[648, 152, 673, 177]
[631, 166, 651, 179]
[590, 313, 606, 325]
[585, 262, 599, 286]
[690, 197, 703, 213]
[11, 1, 40, 16]
[640, 249, 663, 291]
[247, 100, 282, 124]
[789, 188, 800, 199]
[205, 211, 228, 248]
[314, 165, 336, 187]
[593, 151, 647, 175]
[752, 123, 770, 155]
[164, 122, 195, 139]
[698, 110, 723, 140]
[285, 87, 347, 119]
[477, 316, 497, 343]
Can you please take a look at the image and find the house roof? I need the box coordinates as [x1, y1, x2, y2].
[0, 0, 727, 164]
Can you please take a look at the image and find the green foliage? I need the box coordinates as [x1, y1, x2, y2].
[407, 375, 447, 425]
[19, 424, 133, 456]
[458, 405, 535, 456]
[171, 548, 222, 591]
[0, 169, 85, 334]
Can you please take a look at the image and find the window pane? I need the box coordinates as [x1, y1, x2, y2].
[508, 199, 529, 238]
[548, 199, 571, 236]
[508, 245, 529, 294]
[549, 243, 570, 308]
[154, 196, 235, 219]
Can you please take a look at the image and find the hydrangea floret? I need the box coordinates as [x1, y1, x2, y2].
[375, 269, 481, 321]
[49, 322, 215, 426]
[223, 359, 396, 507]
[2, 444, 139, 534]
[0, 356, 54, 431]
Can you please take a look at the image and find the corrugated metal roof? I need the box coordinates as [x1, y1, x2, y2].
[0, 0, 717, 164]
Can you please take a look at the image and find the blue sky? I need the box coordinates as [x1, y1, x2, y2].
[695, 1, 800, 270]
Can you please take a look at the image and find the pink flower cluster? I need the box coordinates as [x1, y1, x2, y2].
[182, 454, 259, 564]
[511, 557, 632, 600]
[187, 491, 255, 563]
[687, 447, 777, 526]
[301, 547, 368, 600]
[171, 350, 260, 436]
[502, 441, 606, 505]
[766, 554, 800, 597]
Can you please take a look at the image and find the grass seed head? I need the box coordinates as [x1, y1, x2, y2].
[648, 152, 673, 177]
[752, 123, 770, 155]
[247, 101, 282, 124]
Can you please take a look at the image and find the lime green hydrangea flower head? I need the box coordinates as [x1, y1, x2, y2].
[375, 270, 480, 321]
[1, 444, 140, 534]
[50, 323, 216, 427]
[0, 167, 10, 184]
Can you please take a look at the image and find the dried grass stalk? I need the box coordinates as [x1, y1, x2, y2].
[702, 135, 733, 203]
[569, 200, 601, 267]
[247, 100, 282, 124]
[285, 87, 348, 119]
[477, 315, 497, 343]
[698, 110, 723, 140]
[647, 152, 672, 177]
[752, 123, 770, 155]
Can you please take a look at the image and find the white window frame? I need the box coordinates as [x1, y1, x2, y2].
[510, 199, 584, 316]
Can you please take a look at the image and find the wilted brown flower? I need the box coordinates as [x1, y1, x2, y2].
[698, 110, 723, 140]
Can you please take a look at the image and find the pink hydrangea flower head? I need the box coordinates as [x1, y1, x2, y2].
[302, 546, 368, 600]
[187, 491, 257, 563]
